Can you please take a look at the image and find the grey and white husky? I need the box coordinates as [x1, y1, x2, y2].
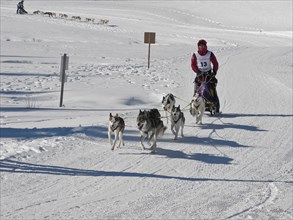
[137, 108, 167, 153]
[170, 105, 185, 140]
[162, 93, 176, 123]
[108, 113, 125, 150]
[190, 93, 205, 124]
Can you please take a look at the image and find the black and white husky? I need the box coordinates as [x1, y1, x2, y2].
[170, 105, 185, 140]
[108, 113, 125, 150]
[137, 108, 167, 153]
[162, 93, 176, 123]
[190, 93, 205, 124]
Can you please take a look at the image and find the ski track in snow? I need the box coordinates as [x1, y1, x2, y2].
[226, 183, 280, 219]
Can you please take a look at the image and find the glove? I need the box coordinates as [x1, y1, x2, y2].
[211, 71, 217, 77]
[197, 71, 204, 77]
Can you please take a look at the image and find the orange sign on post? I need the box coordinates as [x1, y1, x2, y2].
[144, 32, 156, 68]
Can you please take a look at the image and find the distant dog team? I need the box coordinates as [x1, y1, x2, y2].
[32, 10, 109, 24]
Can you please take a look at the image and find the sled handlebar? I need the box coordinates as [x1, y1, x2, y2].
[196, 72, 215, 83]
[197, 71, 215, 77]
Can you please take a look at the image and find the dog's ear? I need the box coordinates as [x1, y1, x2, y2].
[178, 105, 180, 110]
[115, 113, 118, 117]
[109, 113, 112, 117]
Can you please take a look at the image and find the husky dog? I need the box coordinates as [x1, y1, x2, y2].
[44, 12, 54, 17]
[108, 113, 125, 151]
[85, 18, 95, 23]
[59, 13, 68, 19]
[190, 93, 205, 124]
[72, 16, 81, 21]
[162, 93, 176, 123]
[170, 105, 185, 140]
[33, 10, 41, 15]
[98, 19, 109, 25]
[137, 109, 167, 153]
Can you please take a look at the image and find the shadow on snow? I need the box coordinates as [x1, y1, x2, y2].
[0, 126, 110, 140]
[0, 126, 249, 149]
[216, 113, 293, 118]
[161, 136, 249, 148]
[123, 148, 235, 165]
[0, 159, 291, 184]
[0, 106, 143, 112]
[191, 122, 267, 132]
[0, 72, 58, 77]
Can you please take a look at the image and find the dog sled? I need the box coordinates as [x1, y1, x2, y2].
[16, 0, 28, 14]
[17, 8, 27, 14]
[194, 73, 220, 115]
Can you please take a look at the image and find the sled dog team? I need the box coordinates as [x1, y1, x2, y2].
[32, 10, 108, 24]
[108, 92, 206, 153]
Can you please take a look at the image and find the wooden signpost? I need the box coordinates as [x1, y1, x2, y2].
[144, 32, 156, 68]
[59, 53, 69, 107]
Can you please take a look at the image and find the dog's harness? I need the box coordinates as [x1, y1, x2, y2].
[192, 101, 201, 109]
[111, 118, 125, 132]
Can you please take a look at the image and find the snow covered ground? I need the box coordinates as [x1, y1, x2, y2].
[0, 1, 292, 219]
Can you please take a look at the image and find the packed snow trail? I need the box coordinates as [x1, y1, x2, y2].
[0, 1, 292, 219]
